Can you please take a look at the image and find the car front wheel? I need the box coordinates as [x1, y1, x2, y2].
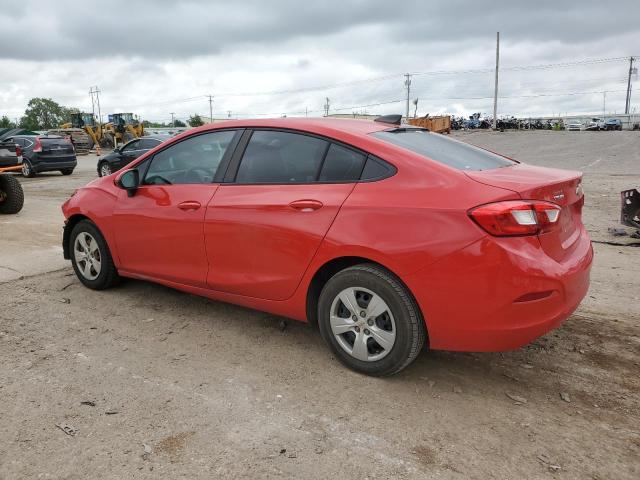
[98, 162, 112, 177]
[70, 220, 120, 290]
[318, 264, 426, 376]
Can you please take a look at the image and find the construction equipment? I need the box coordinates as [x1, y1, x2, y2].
[51, 112, 101, 153]
[52, 112, 145, 151]
[408, 115, 451, 133]
[104, 113, 145, 147]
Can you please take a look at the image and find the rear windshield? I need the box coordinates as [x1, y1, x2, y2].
[371, 129, 515, 171]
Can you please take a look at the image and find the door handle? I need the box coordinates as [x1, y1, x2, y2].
[289, 199, 323, 212]
[177, 201, 201, 211]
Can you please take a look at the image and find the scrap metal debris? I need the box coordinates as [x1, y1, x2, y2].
[505, 392, 528, 404]
[56, 423, 78, 436]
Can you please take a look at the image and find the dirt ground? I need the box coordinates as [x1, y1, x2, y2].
[0, 131, 638, 479]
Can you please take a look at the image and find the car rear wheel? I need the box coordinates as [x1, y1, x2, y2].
[60, 169, 74, 175]
[317, 264, 426, 376]
[98, 162, 112, 177]
[21, 159, 36, 178]
[70, 220, 120, 290]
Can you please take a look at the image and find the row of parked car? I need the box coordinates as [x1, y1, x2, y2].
[567, 118, 623, 131]
[0, 126, 176, 180]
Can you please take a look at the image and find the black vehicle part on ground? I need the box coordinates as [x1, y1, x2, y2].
[621, 189, 640, 229]
[0, 174, 24, 214]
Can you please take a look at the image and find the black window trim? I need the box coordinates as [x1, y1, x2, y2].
[138, 128, 245, 185]
[222, 127, 396, 185]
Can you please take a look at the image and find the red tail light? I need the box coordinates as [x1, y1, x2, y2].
[33, 137, 43, 153]
[469, 200, 561, 237]
[15, 145, 22, 157]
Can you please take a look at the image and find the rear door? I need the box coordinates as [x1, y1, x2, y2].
[113, 130, 241, 286]
[204, 130, 365, 300]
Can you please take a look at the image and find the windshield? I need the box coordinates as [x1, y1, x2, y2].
[371, 129, 515, 171]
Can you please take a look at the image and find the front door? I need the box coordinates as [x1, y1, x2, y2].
[113, 129, 239, 286]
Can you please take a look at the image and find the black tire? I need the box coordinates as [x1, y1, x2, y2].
[21, 159, 36, 178]
[317, 263, 426, 376]
[60, 169, 74, 176]
[0, 174, 24, 214]
[69, 220, 120, 290]
[98, 161, 112, 177]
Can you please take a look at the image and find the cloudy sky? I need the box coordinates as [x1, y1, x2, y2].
[1, 0, 638, 123]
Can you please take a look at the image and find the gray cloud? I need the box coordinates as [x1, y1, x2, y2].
[1, 1, 638, 60]
[0, 0, 638, 121]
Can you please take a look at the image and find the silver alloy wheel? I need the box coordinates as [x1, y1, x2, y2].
[22, 161, 31, 176]
[74, 232, 102, 280]
[100, 163, 112, 176]
[329, 286, 396, 362]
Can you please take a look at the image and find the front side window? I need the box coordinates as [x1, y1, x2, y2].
[144, 130, 235, 185]
[372, 129, 514, 171]
[122, 140, 140, 152]
[139, 138, 162, 150]
[236, 130, 327, 184]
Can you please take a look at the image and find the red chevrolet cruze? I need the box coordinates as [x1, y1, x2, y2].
[62, 116, 592, 376]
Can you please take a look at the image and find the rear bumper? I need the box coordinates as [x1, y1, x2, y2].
[404, 229, 593, 352]
[32, 156, 77, 172]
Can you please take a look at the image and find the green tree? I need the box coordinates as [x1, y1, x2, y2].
[0, 115, 13, 128]
[188, 114, 204, 127]
[173, 119, 187, 127]
[20, 98, 69, 130]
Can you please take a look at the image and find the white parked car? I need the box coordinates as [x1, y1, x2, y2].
[586, 118, 605, 131]
[567, 122, 584, 131]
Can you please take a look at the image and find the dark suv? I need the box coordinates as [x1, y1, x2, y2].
[4, 134, 77, 177]
[97, 135, 169, 176]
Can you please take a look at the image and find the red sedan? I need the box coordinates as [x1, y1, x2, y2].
[62, 116, 592, 376]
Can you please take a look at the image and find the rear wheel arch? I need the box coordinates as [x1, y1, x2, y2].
[306, 256, 428, 338]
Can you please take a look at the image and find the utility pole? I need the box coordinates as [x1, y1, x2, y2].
[324, 97, 330, 117]
[625, 56, 636, 114]
[89, 86, 102, 134]
[207, 95, 214, 123]
[404, 74, 412, 121]
[603, 91, 606, 118]
[170, 112, 175, 127]
[492, 32, 500, 130]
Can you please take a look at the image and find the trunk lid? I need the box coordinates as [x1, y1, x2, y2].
[40, 136, 75, 156]
[466, 164, 584, 261]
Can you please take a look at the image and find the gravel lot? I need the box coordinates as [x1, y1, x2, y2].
[1, 130, 638, 479]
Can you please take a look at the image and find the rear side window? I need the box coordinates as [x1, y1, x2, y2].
[371, 129, 514, 171]
[236, 130, 327, 183]
[319, 144, 366, 182]
[144, 130, 235, 185]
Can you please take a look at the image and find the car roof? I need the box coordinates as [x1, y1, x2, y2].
[192, 117, 392, 137]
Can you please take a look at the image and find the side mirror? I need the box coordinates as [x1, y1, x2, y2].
[116, 169, 139, 197]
